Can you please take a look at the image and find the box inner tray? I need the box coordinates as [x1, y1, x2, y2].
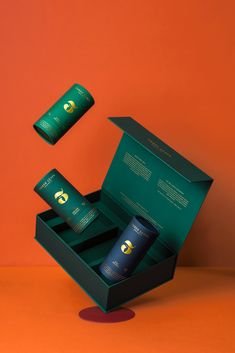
[39, 196, 174, 287]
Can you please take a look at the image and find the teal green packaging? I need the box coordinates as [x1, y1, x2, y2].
[34, 117, 213, 312]
[102, 118, 213, 256]
[33, 83, 94, 144]
[34, 169, 99, 233]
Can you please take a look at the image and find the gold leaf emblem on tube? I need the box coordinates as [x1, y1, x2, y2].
[121, 240, 135, 255]
[54, 189, 69, 204]
[63, 100, 77, 113]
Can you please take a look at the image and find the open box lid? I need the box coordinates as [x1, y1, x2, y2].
[102, 117, 213, 254]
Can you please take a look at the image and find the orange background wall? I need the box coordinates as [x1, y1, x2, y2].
[0, 0, 234, 266]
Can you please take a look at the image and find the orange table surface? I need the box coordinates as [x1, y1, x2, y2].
[0, 266, 234, 353]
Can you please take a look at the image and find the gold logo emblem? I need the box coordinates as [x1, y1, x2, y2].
[121, 240, 135, 255]
[63, 100, 77, 113]
[54, 189, 69, 204]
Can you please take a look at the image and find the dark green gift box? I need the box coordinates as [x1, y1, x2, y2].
[35, 117, 213, 312]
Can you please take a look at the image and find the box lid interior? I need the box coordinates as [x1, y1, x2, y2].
[101, 117, 213, 254]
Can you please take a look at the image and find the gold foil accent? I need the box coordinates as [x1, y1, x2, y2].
[121, 240, 135, 255]
[54, 189, 69, 204]
[63, 100, 78, 113]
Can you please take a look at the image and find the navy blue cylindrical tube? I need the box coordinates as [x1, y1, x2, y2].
[99, 216, 160, 283]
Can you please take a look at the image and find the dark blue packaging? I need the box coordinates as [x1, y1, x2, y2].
[99, 216, 160, 283]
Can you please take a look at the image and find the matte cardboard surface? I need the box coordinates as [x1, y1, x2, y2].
[35, 117, 212, 310]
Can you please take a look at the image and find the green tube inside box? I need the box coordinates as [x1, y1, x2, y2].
[35, 117, 213, 312]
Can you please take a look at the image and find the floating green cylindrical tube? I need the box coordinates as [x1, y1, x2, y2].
[33, 83, 95, 144]
[34, 169, 99, 233]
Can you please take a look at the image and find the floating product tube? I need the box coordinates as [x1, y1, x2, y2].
[33, 83, 94, 144]
[34, 169, 99, 233]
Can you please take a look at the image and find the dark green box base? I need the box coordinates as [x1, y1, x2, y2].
[35, 190, 177, 312]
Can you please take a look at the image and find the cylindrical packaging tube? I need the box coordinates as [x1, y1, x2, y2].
[34, 169, 99, 233]
[100, 216, 159, 283]
[33, 83, 95, 145]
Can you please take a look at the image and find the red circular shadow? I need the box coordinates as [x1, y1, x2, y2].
[79, 306, 135, 323]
